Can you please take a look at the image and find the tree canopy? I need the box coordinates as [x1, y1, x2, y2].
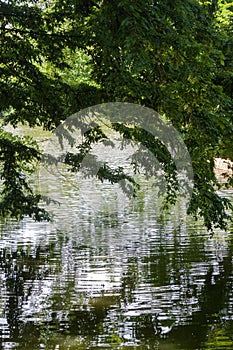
[0, 0, 233, 230]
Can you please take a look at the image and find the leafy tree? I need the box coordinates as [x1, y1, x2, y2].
[0, 0, 233, 229]
[0, 0, 102, 219]
[213, 0, 233, 160]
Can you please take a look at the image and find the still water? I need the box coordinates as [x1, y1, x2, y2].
[0, 139, 233, 349]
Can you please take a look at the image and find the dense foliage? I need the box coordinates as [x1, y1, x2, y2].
[0, 0, 233, 229]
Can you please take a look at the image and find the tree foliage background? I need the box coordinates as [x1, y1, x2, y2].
[0, 0, 233, 230]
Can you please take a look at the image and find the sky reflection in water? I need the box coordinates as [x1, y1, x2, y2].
[0, 173, 233, 350]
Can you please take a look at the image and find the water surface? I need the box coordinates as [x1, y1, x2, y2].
[0, 131, 233, 349]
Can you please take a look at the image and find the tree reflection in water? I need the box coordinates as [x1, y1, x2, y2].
[0, 218, 232, 349]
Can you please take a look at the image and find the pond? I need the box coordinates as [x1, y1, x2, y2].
[0, 129, 233, 349]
